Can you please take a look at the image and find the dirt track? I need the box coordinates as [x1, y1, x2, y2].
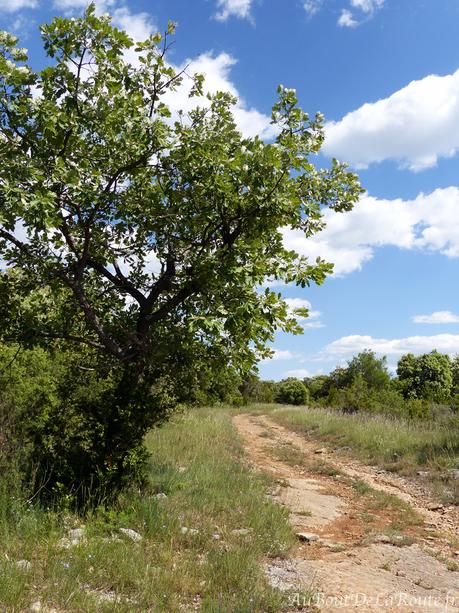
[233, 413, 459, 612]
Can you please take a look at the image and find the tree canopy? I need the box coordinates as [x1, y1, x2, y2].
[0, 6, 361, 498]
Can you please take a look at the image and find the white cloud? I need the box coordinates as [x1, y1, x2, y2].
[0, 0, 37, 11]
[284, 297, 324, 328]
[324, 68, 459, 171]
[164, 52, 276, 140]
[261, 349, 302, 363]
[284, 368, 311, 379]
[53, 0, 115, 11]
[337, 0, 384, 27]
[52, 0, 155, 43]
[350, 0, 384, 14]
[111, 7, 155, 41]
[283, 186, 459, 276]
[338, 9, 358, 27]
[214, 0, 252, 22]
[324, 334, 459, 358]
[303, 0, 323, 16]
[413, 311, 459, 325]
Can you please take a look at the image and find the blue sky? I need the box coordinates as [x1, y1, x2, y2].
[3, 0, 459, 379]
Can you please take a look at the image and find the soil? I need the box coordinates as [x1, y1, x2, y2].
[233, 413, 459, 613]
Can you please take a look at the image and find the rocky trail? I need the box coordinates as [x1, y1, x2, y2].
[233, 413, 459, 612]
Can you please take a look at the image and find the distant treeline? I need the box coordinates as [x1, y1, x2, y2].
[243, 349, 459, 419]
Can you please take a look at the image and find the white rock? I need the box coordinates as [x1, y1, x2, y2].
[16, 559, 32, 571]
[212, 533, 221, 540]
[155, 493, 168, 500]
[296, 532, 319, 542]
[119, 528, 143, 543]
[181, 527, 199, 535]
[314, 448, 327, 454]
[68, 528, 85, 540]
[231, 528, 251, 536]
[30, 602, 42, 612]
[374, 534, 391, 544]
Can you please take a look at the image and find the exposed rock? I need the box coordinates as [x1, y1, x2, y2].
[155, 492, 168, 500]
[119, 528, 143, 543]
[58, 527, 86, 549]
[181, 527, 199, 536]
[448, 469, 459, 480]
[212, 533, 221, 540]
[396, 570, 406, 577]
[68, 528, 85, 541]
[30, 603, 42, 612]
[265, 559, 304, 591]
[417, 471, 430, 477]
[16, 559, 32, 571]
[374, 534, 391, 544]
[296, 532, 319, 542]
[314, 448, 327, 454]
[231, 528, 251, 536]
[427, 503, 444, 511]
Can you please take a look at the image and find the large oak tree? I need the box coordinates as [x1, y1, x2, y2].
[0, 7, 361, 497]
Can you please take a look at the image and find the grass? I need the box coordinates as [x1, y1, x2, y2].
[249, 403, 459, 503]
[270, 441, 341, 477]
[0, 407, 296, 612]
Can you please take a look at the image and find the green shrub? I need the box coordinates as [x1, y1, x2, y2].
[276, 379, 309, 405]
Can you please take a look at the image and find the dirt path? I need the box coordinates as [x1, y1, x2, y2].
[233, 413, 459, 613]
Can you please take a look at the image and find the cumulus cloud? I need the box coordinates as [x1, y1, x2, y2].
[337, 0, 384, 27]
[303, 0, 323, 16]
[350, 0, 384, 14]
[413, 311, 459, 325]
[338, 9, 358, 27]
[305, 0, 384, 25]
[260, 349, 303, 363]
[284, 368, 311, 378]
[282, 186, 459, 276]
[0, 0, 37, 11]
[324, 334, 459, 358]
[164, 52, 276, 140]
[284, 297, 324, 328]
[324, 68, 459, 171]
[214, 0, 252, 22]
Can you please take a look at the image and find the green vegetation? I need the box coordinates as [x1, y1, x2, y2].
[275, 378, 309, 406]
[263, 404, 458, 468]
[0, 6, 360, 504]
[254, 404, 459, 503]
[0, 408, 294, 612]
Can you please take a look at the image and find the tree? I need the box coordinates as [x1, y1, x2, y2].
[397, 351, 452, 402]
[0, 8, 361, 498]
[304, 374, 331, 401]
[276, 379, 309, 406]
[346, 350, 391, 391]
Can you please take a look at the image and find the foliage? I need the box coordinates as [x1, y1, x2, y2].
[304, 374, 331, 401]
[0, 7, 360, 500]
[0, 5, 361, 498]
[276, 378, 309, 405]
[346, 350, 391, 390]
[241, 374, 276, 404]
[0, 408, 295, 611]
[397, 351, 452, 402]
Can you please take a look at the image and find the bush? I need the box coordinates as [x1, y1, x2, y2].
[276, 379, 309, 406]
[241, 376, 276, 404]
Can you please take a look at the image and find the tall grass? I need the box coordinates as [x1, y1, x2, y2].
[253, 404, 459, 470]
[0, 407, 294, 612]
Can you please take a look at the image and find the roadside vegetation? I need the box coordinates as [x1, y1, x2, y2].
[250, 403, 459, 504]
[0, 407, 295, 612]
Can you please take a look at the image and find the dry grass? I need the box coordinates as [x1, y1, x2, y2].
[0, 407, 296, 612]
